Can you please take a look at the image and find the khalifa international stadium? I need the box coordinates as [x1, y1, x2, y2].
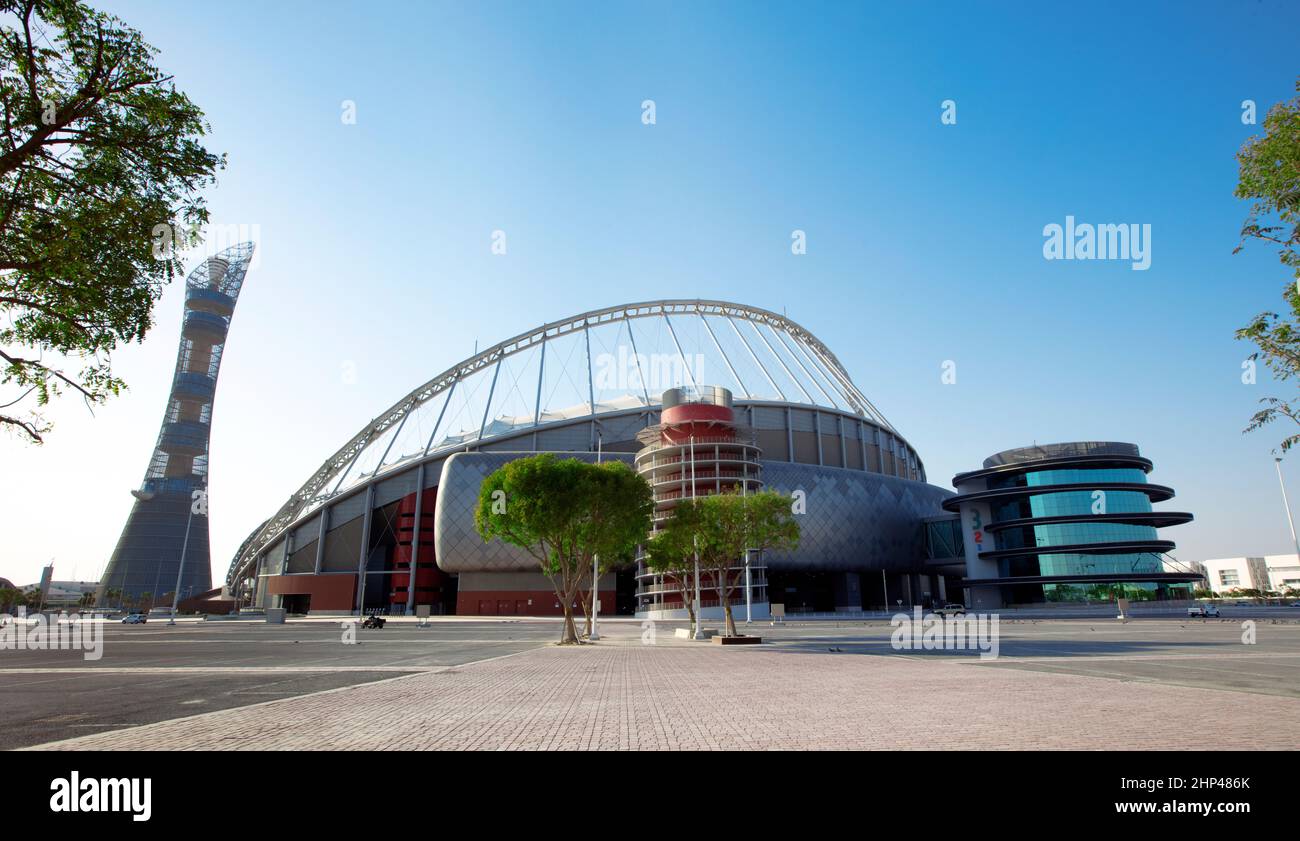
[221, 300, 970, 619]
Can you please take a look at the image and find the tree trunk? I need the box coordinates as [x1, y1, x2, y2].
[577, 588, 592, 636]
[560, 603, 579, 644]
[551, 570, 581, 645]
[676, 572, 697, 635]
[717, 567, 737, 636]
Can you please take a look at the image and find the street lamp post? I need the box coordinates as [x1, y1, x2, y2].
[693, 535, 703, 640]
[690, 434, 704, 640]
[590, 433, 602, 641]
[742, 477, 750, 624]
[1276, 457, 1300, 568]
[168, 488, 202, 626]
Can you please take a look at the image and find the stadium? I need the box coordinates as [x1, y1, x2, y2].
[224, 300, 961, 617]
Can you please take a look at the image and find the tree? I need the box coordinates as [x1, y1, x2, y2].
[0, 0, 222, 443]
[1235, 78, 1300, 452]
[475, 454, 651, 644]
[575, 545, 634, 637]
[76, 590, 93, 608]
[684, 489, 800, 638]
[643, 511, 703, 635]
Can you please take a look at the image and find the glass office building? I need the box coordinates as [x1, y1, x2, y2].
[945, 442, 1198, 605]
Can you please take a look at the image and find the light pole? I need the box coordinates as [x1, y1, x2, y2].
[690, 433, 704, 640]
[742, 476, 750, 624]
[693, 535, 703, 640]
[168, 487, 203, 626]
[1276, 457, 1300, 569]
[744, 549, 752, 624]
[590, 433, 602, 641]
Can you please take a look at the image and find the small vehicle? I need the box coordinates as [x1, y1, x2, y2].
[121, 613, 148, 624]
[933, 603, 967, 617]
[1187, 604, 1220, 618]
[361, 615, 386, 629]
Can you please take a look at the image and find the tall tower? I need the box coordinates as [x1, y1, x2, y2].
[98, 242, 255, 607]
[633, 386, 767, 617]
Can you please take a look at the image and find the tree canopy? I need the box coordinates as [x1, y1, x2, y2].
[1235, 78, 1300, 451]
[474, 454, 652, 643]
[643, 502, 704, 633]
[1, 0, 222, 442]
[655, 489, 799, 637]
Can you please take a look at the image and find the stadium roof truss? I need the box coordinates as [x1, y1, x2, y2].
[226, 300, 896, 587]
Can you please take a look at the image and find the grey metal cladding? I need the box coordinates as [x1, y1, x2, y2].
[434, 452, 952, 574]
[760, 462, 953, 572]
[433, 451, 635, 573]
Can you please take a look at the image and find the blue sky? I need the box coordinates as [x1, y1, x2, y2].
[5, 0, 1300, 587]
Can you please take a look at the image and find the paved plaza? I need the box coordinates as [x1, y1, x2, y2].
[8, 615, 1300, 750]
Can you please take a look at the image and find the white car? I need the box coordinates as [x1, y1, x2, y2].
[1187, 605, 1220, 618]
[933, 603, 967, 617]
[121, 613, 148, 624]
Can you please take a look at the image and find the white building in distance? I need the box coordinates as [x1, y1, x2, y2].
[1199, 555, 1300, 594]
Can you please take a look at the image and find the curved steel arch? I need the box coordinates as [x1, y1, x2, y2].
[226, 299, 894, 588]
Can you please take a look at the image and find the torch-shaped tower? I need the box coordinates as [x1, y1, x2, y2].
[97, 242, 255, 607]
[632, 386, 768, 617]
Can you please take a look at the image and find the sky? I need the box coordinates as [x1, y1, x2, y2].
[3, 0, 1300, 587]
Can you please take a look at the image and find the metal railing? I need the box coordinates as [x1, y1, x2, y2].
[635, 437, 760, 457]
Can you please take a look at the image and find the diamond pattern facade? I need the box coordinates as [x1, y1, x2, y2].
[434, 452, 950, 574]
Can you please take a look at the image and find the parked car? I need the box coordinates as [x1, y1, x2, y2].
[933, 603, 967, 617]
[1187, 604, 1220, 618]
[121, 613, 147, 624]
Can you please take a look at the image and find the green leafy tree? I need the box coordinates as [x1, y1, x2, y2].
[688, 490, 800, 638]
[1, 0, 222, 442]
[475, 454, 651, 644]
[643, 511, 703, 635]
[1235, 79, 1300, 451]
[575, 545, 634, 637]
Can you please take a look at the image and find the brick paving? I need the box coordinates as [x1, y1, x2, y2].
[25, 636, 1300, 750]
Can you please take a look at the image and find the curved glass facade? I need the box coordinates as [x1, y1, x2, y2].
[998, 466, 1162, 600]
[947, 442, 1197, 605]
